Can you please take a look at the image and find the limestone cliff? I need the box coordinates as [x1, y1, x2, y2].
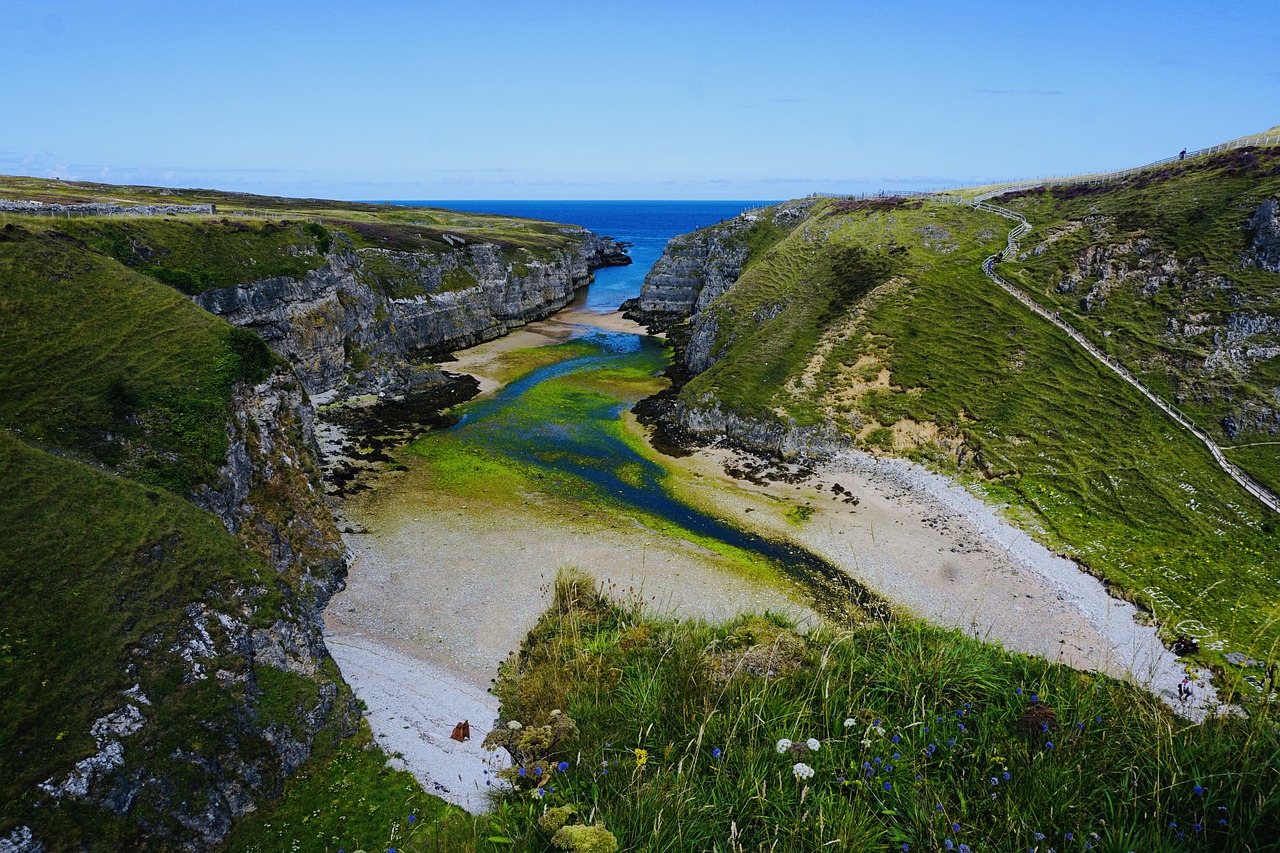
[196, 229, 630, 399]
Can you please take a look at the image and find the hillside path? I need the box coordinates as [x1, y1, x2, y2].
[974, 200, 1280, 516]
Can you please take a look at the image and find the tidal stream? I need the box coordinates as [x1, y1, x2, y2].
[410, 327, 881, 622]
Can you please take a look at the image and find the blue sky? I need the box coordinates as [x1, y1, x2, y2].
[1, 0, 1276, 200]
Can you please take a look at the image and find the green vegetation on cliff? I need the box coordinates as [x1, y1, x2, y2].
[662, 159, 1280, 677]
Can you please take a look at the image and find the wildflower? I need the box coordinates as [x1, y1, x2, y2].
[1035, 832, 1045, 841]
[534, 767, 542, 777]
[1031, 694, 1039, 702]
[712, 748, 722, 759]
[936, 804, 944, 811]
[882, 781, 891, 790]
[947, 739, 956, 747]
[807, 738, 821, 752]
[776, 738, 793, 754]
[927, 744, 937, 755]
[893, 753, 900, 760]
[902, 845, 910, 852]
[1016, 687, 1023, 695]
[1095, 717, 1102, 723]
[534, 787, 545, 798]
[952, 823, 961, 833]
[1193, 784, 1203, 796]
[990, 777, 999, 786]
[955, 710, 963, 717]
[507, 720, 522, 731]
[958, 724, 966, 733]
[557, 761, 569, 772]
[1076, 722, 1085, 730]
[1065, 833, 1073, 841]
[1194, 823, 1202, 832]
[1002, 771, 1011, 781]
[892, 734, 901, 744]
[408, 815, 416, 823]
[885, 765, 894, 772]
[1040, 723, 1049, 732]
[844, 718, 856, 728]
[1045, 741, 1054, 750]
[874, 719, 881, 726]
[793, 762, 815, 781]
[634, 748, 648, 767]
[959, 846, 971, 853]
[945, 841, 954, 851]
[518, 767, 527, 777]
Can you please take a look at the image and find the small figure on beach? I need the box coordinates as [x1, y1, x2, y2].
[450, 720, 472, 742]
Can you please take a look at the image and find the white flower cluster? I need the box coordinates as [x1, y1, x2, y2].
[806, 738, 821, 752]
[843, 718, 856, 728]
[792, 762, 815, 781]
[776, 738, 793, 754]
[507, 720, 523, 731]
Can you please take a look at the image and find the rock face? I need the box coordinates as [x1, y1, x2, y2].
[27, 369, 358, 850]
[635, 220, 751, 320]
[195, 230, 629, 398]
[0, 199, 214, 217]
[1247, 196, 1280, 273]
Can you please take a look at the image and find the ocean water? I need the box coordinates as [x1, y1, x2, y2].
[394, 200, 773, 311]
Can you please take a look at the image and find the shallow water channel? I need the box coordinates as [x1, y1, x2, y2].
[407, 327, 878, 622]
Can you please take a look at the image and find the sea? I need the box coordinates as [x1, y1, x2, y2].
[388, 200, 775, 311]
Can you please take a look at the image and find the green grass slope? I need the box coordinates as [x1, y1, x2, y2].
[0, 431, 292, 847]
[478, 572, 1279, 851]
[671, 183, 1280, 677]
[995, 148, 1280, 492]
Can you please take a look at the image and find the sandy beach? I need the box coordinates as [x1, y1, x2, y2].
[323, 307, 1216, 813]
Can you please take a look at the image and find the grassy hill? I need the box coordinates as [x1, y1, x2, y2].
[658, 154, 1280, 679]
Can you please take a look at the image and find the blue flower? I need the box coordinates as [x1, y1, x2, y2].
[885, 765, 894, 773]
[936, 804, 944, 811]
[1045, 741, 1055, 749]
[1095, 716, 1102, 723]
[1035, 832, 1045, 841]
[1066, 832, 1073, 841]
[1002, 771, 1011, 781]
[958, 724, 966, 732]
[1194, 823, 1203, 832]
[1031, 694, 1039, 702]
[534, 767, 542, 777]
[408, 815, 416, 823]
[952, 822, 961, 832]
[959, 846, 971, 853]
[902, 845, 910, 852]
[874, 719, 881, 726]
[892, 734, 901, 743]
[947, 739, 956, 747]
[1015, 687, 1023, 695]
[955, 710, 964, 717]
[893, 753, 900, 760]
[990, 777, 999, 786]
[944, 841, 954, 851]
[928, 744, 937, 755]
[1076, 722, 1085, 730]
[883, 781, 892, 791]
[558, 761, 569, 772]
[712, 748, 722, 759]
[1193, 784, 1204, 796]
[518, 767, 527, 777]
[1040, 723, 1049, 732]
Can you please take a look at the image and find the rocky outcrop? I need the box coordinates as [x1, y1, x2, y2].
[1246, 197, 1280, 273]
[195, 230, 629, 399]
[633, 221, 751, 321]
[0, 198, 214, 216]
